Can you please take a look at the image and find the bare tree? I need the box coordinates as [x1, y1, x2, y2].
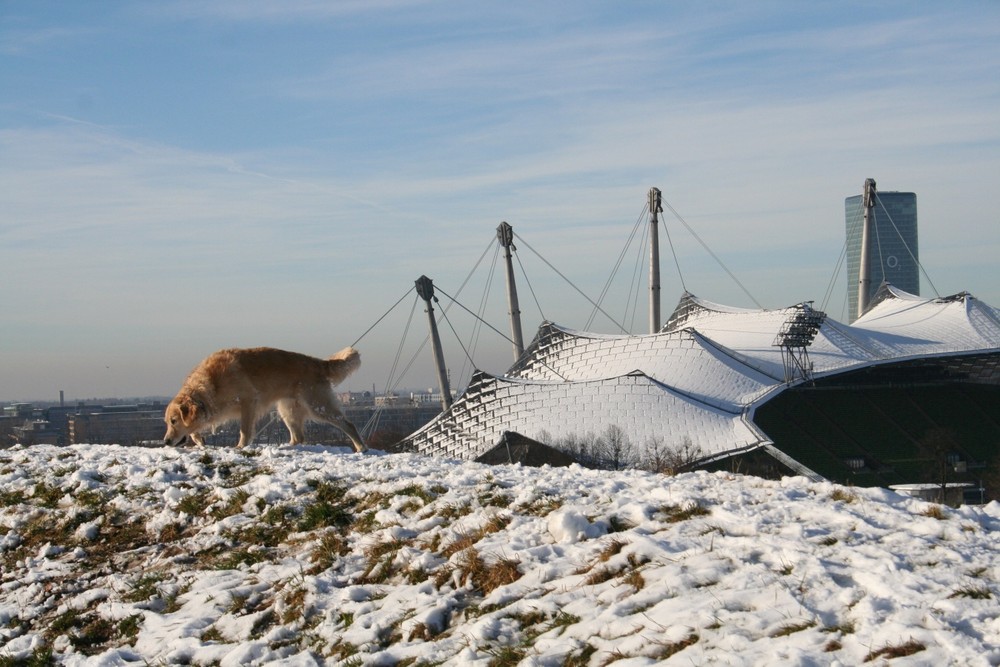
[643, 436, 703, 475]
[918, 427, 961, 504]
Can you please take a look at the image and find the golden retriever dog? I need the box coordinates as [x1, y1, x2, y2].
[163, 346, 366, 452]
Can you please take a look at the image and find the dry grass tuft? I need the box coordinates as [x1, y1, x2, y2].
[863, 638, 926, 662]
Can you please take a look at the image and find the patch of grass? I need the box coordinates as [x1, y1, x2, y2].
[919, 505, 948, 520]
[949, 585, 992, 600]
[582, 551, 648, 588]
[397, 483, 437, 504]
[0, 646, 55, 667]
[583, 566, 617, 586]
[621, 568, 645, 591]
[309, 530, 349, 572]
[118, 614, 142, 640]
[483, 512, 512, 534]
[0, 489, 26, 507]
[224, 521, 289, 549]
[280, 586, 309, 625]
[73, 488, 108, 510]
[31, 481, 65, 509]
[157, 521, 187, 543]
[216, 464, 261, 488]
[770, 620, 816, 637]
[249, 609, 276, 639]
[863, 638, 925, 662]
[201, 626, 226, 642]
[69, 615, 118, 654]
[650, 633, 699, 660]
[123, 574, 163, 603]
[659, 501, 710, 523]
[433, 502, 474, 522]
[485, 644, 527, 667]
[212, 489, 250, 520]
[516, 495, 562, 517]
[87, 513, 150, 562]
[214, 546, 271, 570]
[176, 488, 214, 517]
[822, 620, 856, 635]
[352, 510, 379, 534]
[829, 488, 857, 503]
[360, 536, 410, 584]
[47, 609, 124, 655]
[262, 503, 297, 526]
[479, 491, 513, 509]
[607, 515, 635, 533]
[441, 531, 478, 558]
[458, 548, 522, 595]
[597, 537, 628, 562]
[563, 643, 597, 666]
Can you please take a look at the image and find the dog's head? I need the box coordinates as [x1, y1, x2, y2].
[163, 395, 204, 446]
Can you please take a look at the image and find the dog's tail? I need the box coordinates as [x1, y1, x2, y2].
[326, 346, 361, 385]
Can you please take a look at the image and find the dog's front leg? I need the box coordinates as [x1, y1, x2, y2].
[237, 401, 257, 448]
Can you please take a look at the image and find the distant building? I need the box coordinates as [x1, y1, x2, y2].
[68, 404, 166, 445]
[12, 419, 61, 446]
[846, 184, 919, 321]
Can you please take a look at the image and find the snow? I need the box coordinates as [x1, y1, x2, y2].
[1, 443, 998, 666]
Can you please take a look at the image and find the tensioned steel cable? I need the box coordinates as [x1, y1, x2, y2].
[514, 249, 546, 322]
[351, 286, 413, 348]
[458, 243, 501, 386]
[362, 294, 419, 437]
[660, 199, 762, 309]
[433, 284, 569, 381]
[875, 195, 940, 298]
[626, 212, 650, 333]
[513, 231, 628, 333]
[587, 203, 647, 330]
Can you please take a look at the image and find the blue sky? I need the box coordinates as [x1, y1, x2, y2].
[2, 1, 999, 402]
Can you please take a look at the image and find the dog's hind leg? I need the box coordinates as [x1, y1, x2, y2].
[332, 416, 367, 453]
[277, 399, 307, 445]
[305, 387, 367, 453]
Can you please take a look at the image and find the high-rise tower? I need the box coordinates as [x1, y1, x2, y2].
[845, 180, 919, 321]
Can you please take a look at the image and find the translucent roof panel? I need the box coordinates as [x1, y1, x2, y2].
[507, 324, 779, 410]
[403, 370, 767, 462]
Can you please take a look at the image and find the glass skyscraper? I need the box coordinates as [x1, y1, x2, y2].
[845, 188, 919, 321]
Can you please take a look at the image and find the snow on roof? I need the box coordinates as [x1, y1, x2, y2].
[403, 286, 1000, 469]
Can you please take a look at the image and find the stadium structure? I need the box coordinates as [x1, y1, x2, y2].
[399, 186, 1000, 496]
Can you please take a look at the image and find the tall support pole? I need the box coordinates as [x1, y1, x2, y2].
[497, 221, 525, 360]
[856, 178, 877, 320]
[648, 187, 663, 333]
[414, 275, 453, 410]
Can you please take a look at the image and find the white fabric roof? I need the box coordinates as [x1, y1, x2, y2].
[403, 285, 1000, 468]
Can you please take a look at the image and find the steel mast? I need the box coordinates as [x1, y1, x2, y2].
[648, 187, 663, 333]
[414, 275, 453, 410]
[497, 222, 525, 361]
[856, 178, 877, 320]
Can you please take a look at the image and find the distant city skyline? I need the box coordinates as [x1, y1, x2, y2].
[3, 2, 1000, 401]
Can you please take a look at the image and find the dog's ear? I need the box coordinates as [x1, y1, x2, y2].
[179, 399, 199, 426]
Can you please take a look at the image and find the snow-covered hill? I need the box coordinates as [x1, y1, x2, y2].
[1, 444, 998, 666]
